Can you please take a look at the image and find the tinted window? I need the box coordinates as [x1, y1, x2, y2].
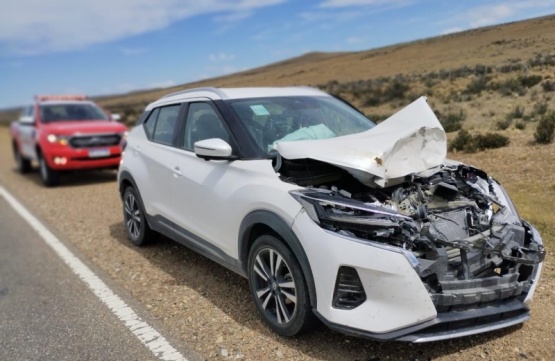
[183, 102, 230, 150]
[152, 105, 180, 145]
[40, 103, 108, 123]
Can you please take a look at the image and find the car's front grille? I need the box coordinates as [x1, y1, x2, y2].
[332, 266, 366, 309]
[69, 134, 121, 148]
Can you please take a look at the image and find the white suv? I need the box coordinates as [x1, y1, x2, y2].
[118, 87, 544, 342]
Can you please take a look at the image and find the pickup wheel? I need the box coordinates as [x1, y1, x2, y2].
[247, 235, 317, 337]
[38, 153, 60, 187]
[13, 142, 31, 173]
[123, 186, 156, 246]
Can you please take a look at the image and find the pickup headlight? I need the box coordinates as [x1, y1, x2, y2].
[46, 134, 70, 145]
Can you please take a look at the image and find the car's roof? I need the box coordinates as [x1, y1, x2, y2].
[146, 86, 330, 110]
[38, 100, 96, 106]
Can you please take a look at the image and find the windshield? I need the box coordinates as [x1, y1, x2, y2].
[40, 103, 108, 123]
[226, 96, 375, 154]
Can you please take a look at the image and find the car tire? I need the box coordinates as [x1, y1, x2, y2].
[38, 152, 60, 187]
[13, 142, 31, 174]
[248, 235, 317, 337]
[123, 186, 156, 246]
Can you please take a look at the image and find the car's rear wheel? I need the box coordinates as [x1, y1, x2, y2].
[38, 152, 60, 187]
[248, 235, 316, 337]
[13, 142, 31, 173]
[123, 186, 155, 246]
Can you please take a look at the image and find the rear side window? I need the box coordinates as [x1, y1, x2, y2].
[143, 108, 159, 139]
[152, 105, 180, 145]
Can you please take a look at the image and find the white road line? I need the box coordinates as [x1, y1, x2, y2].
[0, 186, 188, 361]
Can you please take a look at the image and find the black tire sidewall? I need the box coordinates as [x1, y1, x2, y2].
[247, 235, 312, 337]
[123, 187, 151, 246]
[13, 143, 31, 173]
[38, 153, 60, 186]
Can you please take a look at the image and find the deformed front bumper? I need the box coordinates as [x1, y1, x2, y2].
[293, 210, 544, 342]
[315, 298, 530, 342]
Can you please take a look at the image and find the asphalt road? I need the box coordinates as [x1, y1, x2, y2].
[0, 195, 192, 361]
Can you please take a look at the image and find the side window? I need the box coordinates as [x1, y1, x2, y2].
[183, 102, 230, 150]
[143, 108, 159, 139]
[20, 106, 32, 119]
[152, 105, 180, 145]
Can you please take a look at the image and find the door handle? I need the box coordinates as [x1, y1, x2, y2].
[172, 166, 183, 177]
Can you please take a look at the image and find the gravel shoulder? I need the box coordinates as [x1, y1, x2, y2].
[1, 129, 553, 361]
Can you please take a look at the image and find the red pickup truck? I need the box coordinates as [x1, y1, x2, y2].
[10, 95, 128, 186]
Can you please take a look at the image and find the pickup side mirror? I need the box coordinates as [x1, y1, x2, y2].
[111, 113, 121, 121]
[194, 138, 237, 161]
[19, 115, 34, 125]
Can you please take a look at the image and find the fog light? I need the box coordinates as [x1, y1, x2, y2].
[53, 157, 67, 165]
[332, 266, 366, 310]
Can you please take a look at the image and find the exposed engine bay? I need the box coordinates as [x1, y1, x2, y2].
[279, 156, 546, 310]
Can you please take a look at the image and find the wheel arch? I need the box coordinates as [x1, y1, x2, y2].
[238, 210, 317, 308]
[118, 170, 139, 198]
[118, 170, 157, 233]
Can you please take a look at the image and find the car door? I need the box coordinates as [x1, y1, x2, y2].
[135, 104, 183, 218]
[165, 101, 241, 256]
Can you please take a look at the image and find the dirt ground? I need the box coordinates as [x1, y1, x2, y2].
[0, 129, 553, 361]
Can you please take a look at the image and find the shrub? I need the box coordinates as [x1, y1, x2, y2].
[382, 80, 409, 101]
[436, 108, 466, 133]
[449, 130, 510, 153]
[506, 105, 525, 120]
[464, 76, 490, 95]
[542, 80, 555, 92]
[449, 129, 474, 152]
[496, 119, 512, 130]
[534, 111, 555, 144]
[519, 75, 543, 88]
[515, 121, 526, 130]
[533, 102, 548, 116]
[473, 133, 510, 150]
[496, 78, 526, 96]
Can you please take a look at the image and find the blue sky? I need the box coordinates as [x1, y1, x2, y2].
[1, 0, 554, 109]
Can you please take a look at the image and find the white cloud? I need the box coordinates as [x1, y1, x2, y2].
[443, 0, 555, 30]
[0, 0, 286, 55]
[209, 52, 236, 62]
[467, 4, 513, 28]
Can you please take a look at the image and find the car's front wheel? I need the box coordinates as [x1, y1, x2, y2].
[123, 186, 155, 246]
[38, 152, 60, 187]
[13, 142, 31, 174]
[247, 235, 316, 337]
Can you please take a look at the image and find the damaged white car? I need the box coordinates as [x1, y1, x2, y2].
[118, 87, 545, 342]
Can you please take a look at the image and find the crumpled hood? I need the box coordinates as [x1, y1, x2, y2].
[275, 96, 447, 187]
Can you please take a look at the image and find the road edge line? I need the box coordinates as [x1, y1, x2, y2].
[0, 185, 188, 361]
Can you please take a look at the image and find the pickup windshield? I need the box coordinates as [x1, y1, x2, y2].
[226, 96, 375, 155]
[40, 103, 108, 123]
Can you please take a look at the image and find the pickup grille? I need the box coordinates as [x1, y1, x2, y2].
[69, 134, 121, 148]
